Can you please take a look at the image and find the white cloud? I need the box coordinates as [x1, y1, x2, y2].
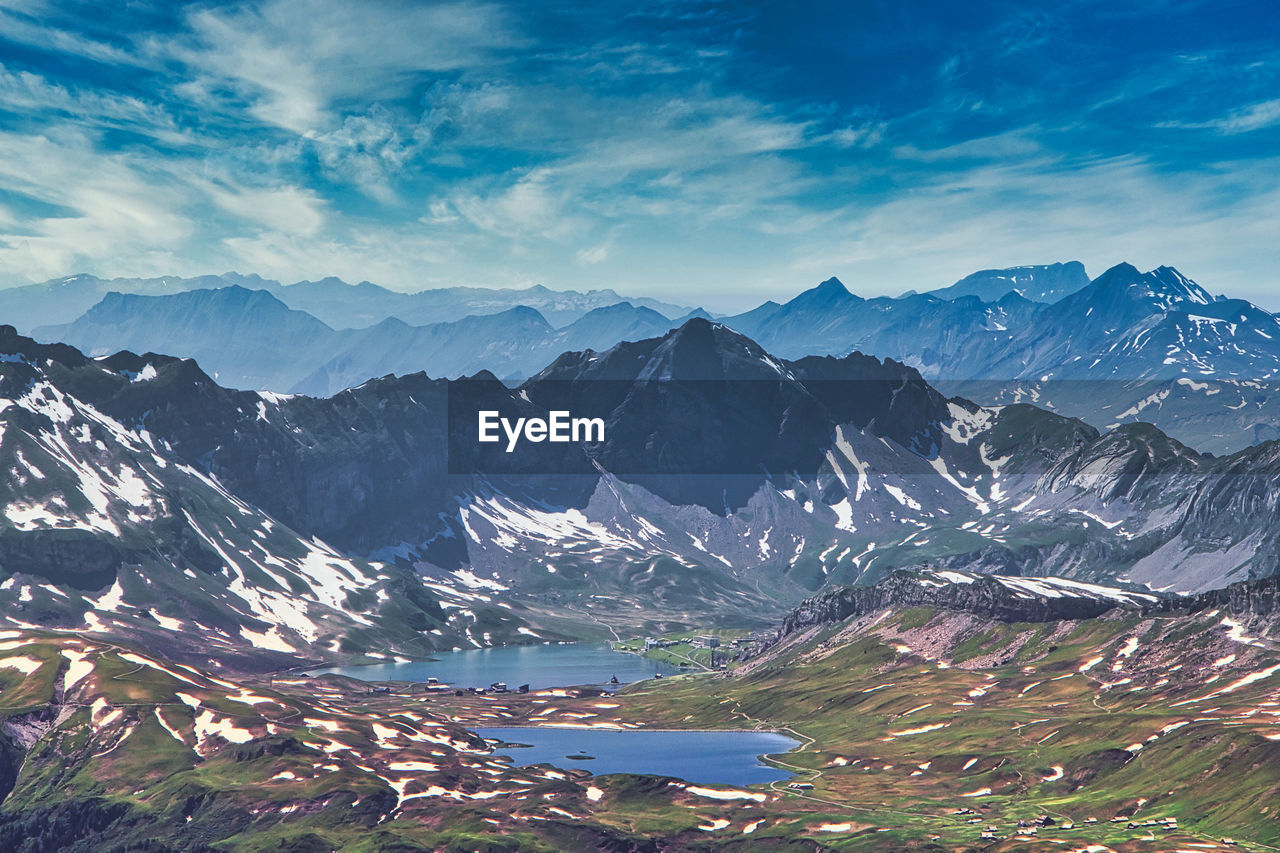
[425, 199, 459, 225]
[0, 63, 186, 143]
[575, 242, 609, 265]
[452, 168, 581, 240]
[311, 111, 414, 201]
[0, 129, 195, 283]
[200, 180, 328, 237]
[1, 0, 1278, 316]
[0, 5, 154, 69]
[1204, 98, 1280, 135]
[785, 149, 1280, 307]
[174, 0, 515, 134]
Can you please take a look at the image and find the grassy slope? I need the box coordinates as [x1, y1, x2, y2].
[0, 630, 815, 852]
[4, 598, 1280, 852]
[610, 606, 1280, 850]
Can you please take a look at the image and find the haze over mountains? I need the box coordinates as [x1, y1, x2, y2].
[0, 272, 692, 333]
[725, 263, 1280, 454]
[14, 261, 1280, 454]
[31, 283, 706, 396]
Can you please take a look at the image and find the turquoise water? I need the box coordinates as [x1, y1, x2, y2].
[477, 726, 798, 786]
[309, 642, 682, 690]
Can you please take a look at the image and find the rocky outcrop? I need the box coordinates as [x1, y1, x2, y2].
[0, 730, 20, 806]
[0, 530, 150, 593]
[1156, 573, 1280, 619]
[783, 568, 1280, 641]
[781, 570, 1155, 636]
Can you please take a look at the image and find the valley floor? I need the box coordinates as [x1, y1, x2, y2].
[3, 596, 1280, 851]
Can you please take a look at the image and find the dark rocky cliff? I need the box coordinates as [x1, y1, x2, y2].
[780, 570, 1156, 635]
[782, 569, 1280, 639]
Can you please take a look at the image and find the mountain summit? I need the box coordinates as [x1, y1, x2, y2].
[928, 261, 1089, 303]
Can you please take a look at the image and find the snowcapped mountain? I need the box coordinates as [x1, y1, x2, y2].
[355, 321, 1280, 599]
[17, 316, 1280, 617]
[948, 263, 1278, 382]
[924, 261, 1090, 303]
[722, 263, 1279, 383]
[0, 327, 529, 661]
[721, 264, 1280, 454]
[721, 276, 1043, 369]
[934, 264, 1280, 454]
[11, 295, 1280, 645]
[15, 262, 1280, 452]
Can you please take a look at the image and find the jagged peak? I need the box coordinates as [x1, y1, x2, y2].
[1146, 265, 1215, 306]
[1074, 263, 1217, 313]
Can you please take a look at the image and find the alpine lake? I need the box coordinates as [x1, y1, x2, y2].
[312, 642, 797, 787]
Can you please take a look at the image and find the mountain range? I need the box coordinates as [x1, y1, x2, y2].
[7, 314, 1280, 664]
[16, 261, 1280, 454]
[0, 327, 540, 664]
[722, 263, 1280, 454]
[0, 271, 692, 333]
[34, 286, 703, 393]
[7, 295, 1280, 850]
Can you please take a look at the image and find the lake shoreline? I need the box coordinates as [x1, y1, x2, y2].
[479, 724, 789, 734]
[307, 640, 682, 690]
[475, 725, 801, 786]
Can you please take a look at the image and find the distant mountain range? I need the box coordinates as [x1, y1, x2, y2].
[33, 286, 705, 394]
[9, 261, 1280, 453]
[0, 271, 692, 332]
[6, 317, 1280, 660]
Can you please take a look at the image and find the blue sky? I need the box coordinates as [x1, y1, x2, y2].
[1, 0, 1279, 311]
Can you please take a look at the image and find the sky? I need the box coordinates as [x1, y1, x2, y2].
[1, 0, 1279, 312]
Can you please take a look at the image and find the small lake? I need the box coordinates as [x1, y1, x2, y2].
[310, 642, 682, 690]
[477, 726, 798, 786]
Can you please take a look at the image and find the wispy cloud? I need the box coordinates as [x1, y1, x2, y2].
[172, 0, 516, 133]
[0, 0, 1278, 311]
[0, 129, 196, 281]
[575, 241, 610, 266]
[0, 3, 155, 69]
[0, 63, 187, 143]
[1160, 98, 1280, 135]
[787, 149, 1280, 306]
